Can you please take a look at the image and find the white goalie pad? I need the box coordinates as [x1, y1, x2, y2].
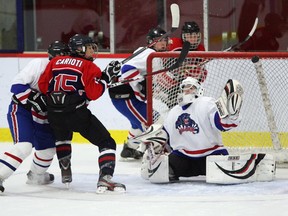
[140, 150, 170, 183]
[148, 153, 170, 183]
[206, 153, 276, 184]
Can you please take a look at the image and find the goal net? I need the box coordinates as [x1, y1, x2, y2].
[146, 52, 288, 163]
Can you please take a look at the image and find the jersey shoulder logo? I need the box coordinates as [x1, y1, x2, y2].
[175, 113, 199, 135]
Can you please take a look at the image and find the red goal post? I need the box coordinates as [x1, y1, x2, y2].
[146, 51, 288, 163]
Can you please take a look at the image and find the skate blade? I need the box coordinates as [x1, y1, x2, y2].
[96, 186, 126, 194]
[64, 182, 70, 189]
[119, 157, 142, 162]
[113, 186, 126, 193]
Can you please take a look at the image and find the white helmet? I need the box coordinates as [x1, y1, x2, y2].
[177, 77, 204, 106]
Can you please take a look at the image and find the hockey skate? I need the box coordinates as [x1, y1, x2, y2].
[120, 143, 143, 160]
[26, 170, 54, 185]
[96, 174, 126, 194]
[0, 179, 4, 192]
[59, 158, 72, 186]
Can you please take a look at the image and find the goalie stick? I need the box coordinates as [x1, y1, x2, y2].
[121, 3, 180, 65]
[108, 41, 190, 88]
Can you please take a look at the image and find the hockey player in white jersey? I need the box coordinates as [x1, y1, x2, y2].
[136, 77, 275, 184]
[108, 26, 168, 160]
[0, 41, 69, 193]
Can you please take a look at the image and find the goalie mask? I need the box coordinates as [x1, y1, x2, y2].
[177, 77, 204, 106]
[181, 21, 202, 50]
[68, 34, 97, 61]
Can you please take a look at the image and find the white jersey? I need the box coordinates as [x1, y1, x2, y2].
[11, 58, 49, 123]
[164, 96, 241, 158]
[122, 47, 155, 76]
[12, 58, 49, 92]
[121, 47, 162, 101]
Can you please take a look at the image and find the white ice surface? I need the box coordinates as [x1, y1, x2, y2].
[1, 143, 288, 216]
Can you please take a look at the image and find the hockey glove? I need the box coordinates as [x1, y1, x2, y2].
[215, 79, 243, 119]
[102, 60, 122, 83]
[27, 90, 47, 113]
[131, 124, 168, 154]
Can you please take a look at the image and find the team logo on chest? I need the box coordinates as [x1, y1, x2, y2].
[175, 113, 199, 135]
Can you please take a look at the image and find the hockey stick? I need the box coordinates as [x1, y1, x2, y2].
[189, 17, 259, 70]
[224, 17, 258, 52]
[108, 41, 190, 88]
[121, 3, 180, 64]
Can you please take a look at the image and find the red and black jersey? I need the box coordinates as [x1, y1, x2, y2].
[168, 37, 206, 51]
[38, 56, 105, 101]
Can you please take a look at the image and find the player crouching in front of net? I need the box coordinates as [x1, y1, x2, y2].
[132, 77, 275, 184]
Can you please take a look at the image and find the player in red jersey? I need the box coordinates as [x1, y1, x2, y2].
[159, 21, 207, 109]
[38, 34, 125, 193]
[168, 21, 205, 51]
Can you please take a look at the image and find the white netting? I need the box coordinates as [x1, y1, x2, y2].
[147, 52, 288, 163]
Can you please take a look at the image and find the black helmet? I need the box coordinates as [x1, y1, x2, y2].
[68, 34, 97, 59]
[181, 22, 200, 34]
[146, 27, 167, 44]
[47, 41, 70, 60]
[181, 21, 201, 50]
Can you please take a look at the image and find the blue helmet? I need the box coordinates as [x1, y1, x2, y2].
[68, 34, 97, 59]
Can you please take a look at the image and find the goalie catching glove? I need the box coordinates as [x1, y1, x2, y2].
[216, 79, 244, 119]
[130, 124, 168, 154]
[102, 60, 122, 83]
[27, 90, 47, 113]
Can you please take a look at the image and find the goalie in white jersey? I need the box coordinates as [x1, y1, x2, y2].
[136, 77, 275, 184]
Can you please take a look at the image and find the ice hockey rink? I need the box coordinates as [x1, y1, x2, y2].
[1, 142, 288, 216]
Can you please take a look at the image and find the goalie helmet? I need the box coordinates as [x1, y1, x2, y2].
[68, 34, 97, 60]
[146, 26, 167, 44]
[181, 21, 202, 50]
[177, 77, 204, 106]
[47, 41, 70, 60]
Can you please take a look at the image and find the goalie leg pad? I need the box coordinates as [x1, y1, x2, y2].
[141, 150, 170, 183]
[206, 153, 275, 184]
[140, 151, 150, 180]
[148, 153, 170, 183]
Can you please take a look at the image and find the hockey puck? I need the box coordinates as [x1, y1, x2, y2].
[251, 56, 259, 63]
